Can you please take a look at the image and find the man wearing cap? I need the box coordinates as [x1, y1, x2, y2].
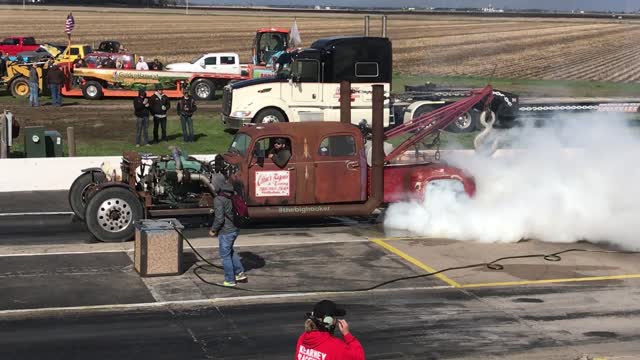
[295, 299, 365, 360]
[208, 182, 247, 287]
[268, 137, 291, 168]
[149, 84, 170, 143]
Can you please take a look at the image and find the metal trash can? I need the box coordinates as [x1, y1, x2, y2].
[134, 218, 184, 277]
[44, 130, 63, 157]
[24, 126, 46, 158]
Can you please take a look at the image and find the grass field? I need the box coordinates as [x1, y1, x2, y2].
[1, 6, 640, 82]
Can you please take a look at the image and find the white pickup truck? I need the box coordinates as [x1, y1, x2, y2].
[165, 52, 242, 75]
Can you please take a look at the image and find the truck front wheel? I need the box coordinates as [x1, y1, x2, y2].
[254, 108, 286, 124]
[84, 187, 143, 242]
[10, 77, 30, 98]
[82, 81, 104, 100]
[68, 171, 106, 220]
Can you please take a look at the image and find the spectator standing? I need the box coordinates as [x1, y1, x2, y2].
[136, 56, 149, 71]
[0, 51, 7, 77]
[28, 63, 39, 107]
[177, 91, 197, 142]
[45, 64, 64, 107]
[150, 58, 163, 70]
[133, 89, 150, 147]
[208, 182, 247, 287]
[149, 84, 170, 143]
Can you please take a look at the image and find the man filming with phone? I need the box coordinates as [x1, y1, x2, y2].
[295, 300, 365, 360]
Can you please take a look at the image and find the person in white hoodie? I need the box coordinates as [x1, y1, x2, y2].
[136, 56, 149, 71]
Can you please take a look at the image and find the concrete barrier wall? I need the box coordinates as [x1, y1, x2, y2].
[0, 154, 216, 192]
[0, 149, 582, 192]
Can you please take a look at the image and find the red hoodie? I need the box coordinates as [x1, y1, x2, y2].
[295, 330, 365, 360]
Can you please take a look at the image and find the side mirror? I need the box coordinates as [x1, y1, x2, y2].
[199, 61, 205, 68]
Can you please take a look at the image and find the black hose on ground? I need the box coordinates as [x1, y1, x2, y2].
[175, 227, 640, 292]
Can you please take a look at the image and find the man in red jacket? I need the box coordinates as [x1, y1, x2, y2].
[295, 300, 365, 360]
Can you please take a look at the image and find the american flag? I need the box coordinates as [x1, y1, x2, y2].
[64, 13, 75, 34]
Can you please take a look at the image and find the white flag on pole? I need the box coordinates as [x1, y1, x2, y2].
[290, 19, 302, 48]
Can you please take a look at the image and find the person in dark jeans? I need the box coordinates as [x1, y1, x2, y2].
[45, 64, 64, 107]
[176, 91, 197, 142]
[28, 63, 39, 107]
[209, 182, 246, 287]
[133, 89, 150, 147]
[149, 84, 170, 143]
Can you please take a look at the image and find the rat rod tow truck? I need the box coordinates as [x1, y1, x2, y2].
[69, 83, 493, 242]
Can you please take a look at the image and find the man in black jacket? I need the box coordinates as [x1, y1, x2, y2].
[133, 89, 150, 147]
[45, 64, 64, 107]
[209, 182, 247, 287]
[149, 84, 170, 143]
[177, 91, 197, 142]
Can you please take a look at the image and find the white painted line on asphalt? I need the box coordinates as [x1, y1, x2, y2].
[0, 285, 454, 317]
[0, 249, 128, 257]
[0, 239, 371, 257]
[0, 212, 74, 217]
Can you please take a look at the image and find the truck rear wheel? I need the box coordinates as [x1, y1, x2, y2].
[82, 81, 104, 100]
[191, 79, 215, 100]
[10, 77, 30, 98]
[68, 171, 106, 220]
[254, 108, 286, 124]
[447, 109, 480, 133]
[84, 187, 143, 243]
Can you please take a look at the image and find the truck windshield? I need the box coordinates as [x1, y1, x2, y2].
[228, 133, 251, 156]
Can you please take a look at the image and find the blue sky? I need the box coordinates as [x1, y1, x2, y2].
[192, 0, 639, 12]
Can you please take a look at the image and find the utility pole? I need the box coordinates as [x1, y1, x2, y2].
[23, 0, 25, 10]
[186, 0, 189, 15]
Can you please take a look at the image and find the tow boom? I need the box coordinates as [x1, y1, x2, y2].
[384, 85, 494, 162]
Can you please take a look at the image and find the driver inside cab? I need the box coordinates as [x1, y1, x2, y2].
[268, 137, 291, 168]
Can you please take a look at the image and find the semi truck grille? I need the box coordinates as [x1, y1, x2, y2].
[222, 87, 232, 116]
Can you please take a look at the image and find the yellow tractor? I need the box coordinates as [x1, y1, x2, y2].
[1, 60, 49, 98]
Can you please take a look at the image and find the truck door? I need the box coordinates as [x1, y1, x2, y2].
[220, 55, 240, 75]
[202, 56, 218, 72]
[291, 59, 321, 104]
[314, 133, 365, 203]
[247, 136, 297, 205]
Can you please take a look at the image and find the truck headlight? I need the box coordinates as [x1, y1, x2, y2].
[231, 111, 252, 118]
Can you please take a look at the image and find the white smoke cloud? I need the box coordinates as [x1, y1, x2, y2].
[384, 112, 640, 250]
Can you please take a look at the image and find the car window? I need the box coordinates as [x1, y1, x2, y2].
[318, 135, 356, 157]
[204, 57, 217, 65]
[2, 38, 18, 45]
[23, 37, 36, 45]
[83, 46, 93, 55]
[254, 137, 292, 155]
[70, 48, 80, 55]
[220, 56, 236, 65]
[229, 133, 251, 156]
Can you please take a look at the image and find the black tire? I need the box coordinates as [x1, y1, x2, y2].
[253, 108, 287, 124]
[82, 81, 104, 100]
[84, 187, 143, 243]
[68, 171, 106, 220]
[191, 78, 215, 100]
[446, 109, 480, 133]
[10, 77, 30, 98]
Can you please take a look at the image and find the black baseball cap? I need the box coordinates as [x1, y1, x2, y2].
[274, 137, 286, 144]
[312, 300, 346, 318]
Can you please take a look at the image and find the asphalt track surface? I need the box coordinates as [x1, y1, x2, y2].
[2, 191, 640, 359]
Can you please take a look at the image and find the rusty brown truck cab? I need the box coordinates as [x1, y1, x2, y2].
[71, 85, 480, 242]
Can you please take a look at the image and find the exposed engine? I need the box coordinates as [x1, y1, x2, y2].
[133, 148, 231, 208]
